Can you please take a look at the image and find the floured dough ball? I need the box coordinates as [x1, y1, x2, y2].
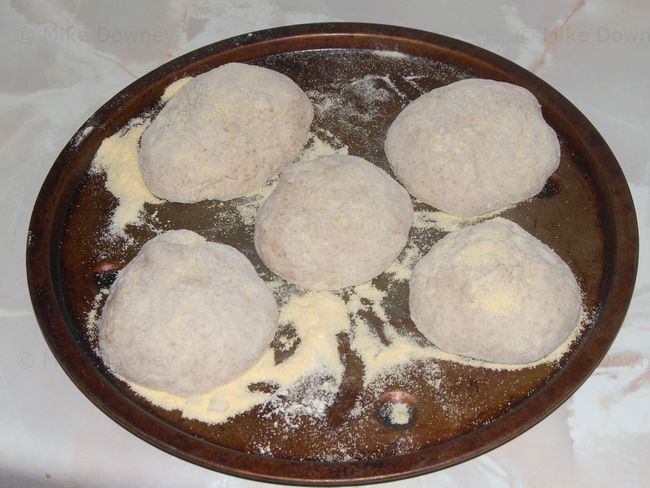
[385, 78, 560, 217]
[255, 155, 413, 290]
[410, 218, 582, 364]
[139, 62, 313, 203]
[99, 230, 278, 396]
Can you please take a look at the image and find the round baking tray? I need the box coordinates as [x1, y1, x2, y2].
[26, 23, 638, 485]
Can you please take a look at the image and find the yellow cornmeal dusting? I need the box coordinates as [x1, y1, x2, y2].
[346, 282, 390, 323]
[160, 77, 192, 103]
[299, 131, 349, 162]
[129, 292, 349, 424]
[89, 76, 193, 239]
[456, 239, 510, 263]
[385, 242, 423, 282]
[474, 282, 522, 316]
[90, 119, 160, 237]
[460, 240, 522, 315]
[414, 205, 514, 233]
[234, 175, 280, 226]
[456, 239, 547, 317]
[350, 316, 442, 386]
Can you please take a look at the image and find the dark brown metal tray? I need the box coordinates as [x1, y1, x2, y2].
[26, 23, 638, 485]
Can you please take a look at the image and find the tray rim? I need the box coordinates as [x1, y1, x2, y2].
[26, 22, 639, 485]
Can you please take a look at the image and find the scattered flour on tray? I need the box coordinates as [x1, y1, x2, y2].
[160, 76, 192, 103]
[71, 125, 94, 148]
[372, 49, 409, 60]
[413, 204, 515, 233]
[299, 130, 349, 162]
[85, 288, 109, 336]
[307, 73, 407, 123]
[385, 241, 424, 282]
[89, 77, 194, 240]
[89, 118, 161, 238]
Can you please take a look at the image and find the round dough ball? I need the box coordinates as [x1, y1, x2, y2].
[385, 78, 560, 217]
[255, 155, 413, 290]
[139, 62, 313, 203]
[409, 217, 582, 364]
[99, 230, 278, 396]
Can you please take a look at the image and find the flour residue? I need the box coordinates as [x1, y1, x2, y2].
[413, 204, 515, 233]
[72, 124, 94, 147]
[90, 77, 195, 240]
[298, 130, 349, 162]
[232, 175, 280, 227]
[85, 288, 109, 336]
[385, 241, 423, 282]
[307, 73, 407, 124]
[372, 49, 408, 60]
[160, 76, 192, 103]
[89, 119, 160, 238]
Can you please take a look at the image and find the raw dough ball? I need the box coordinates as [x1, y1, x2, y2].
[255, 155, 413, 290]
[385, 78, 560, 217]
[409, 218, 582, 364]
[139, 62, 313, 203]
[99, 230, 278, 396]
